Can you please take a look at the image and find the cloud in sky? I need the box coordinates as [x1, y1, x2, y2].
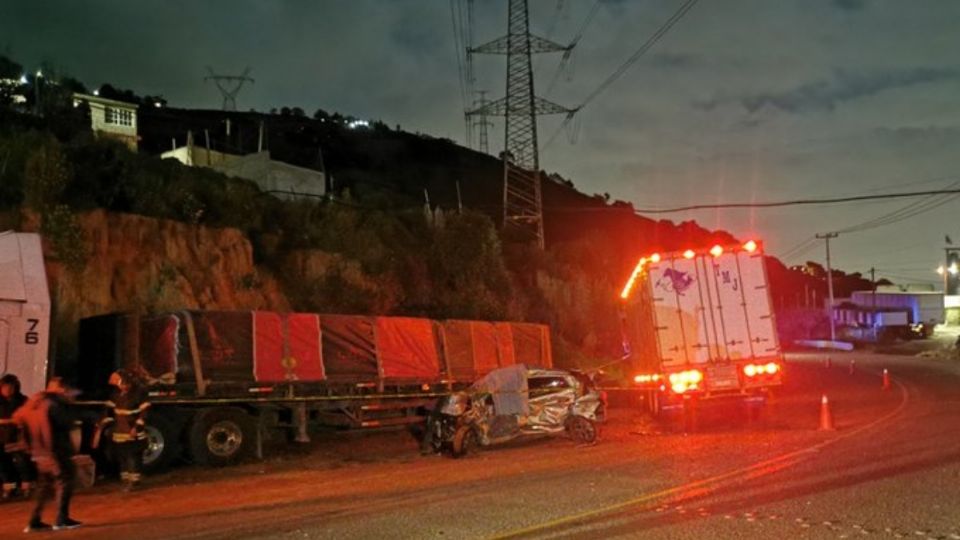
[739, 68, 960, 114]
[693, 67, 960, 115]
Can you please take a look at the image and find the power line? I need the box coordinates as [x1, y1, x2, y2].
[542, 0, 701, 151]
[544, 0, 603, 97]
[778, 237, 818, 262]
[579, 0, 699, 109]
[617, 187, 960, 214]
[544, 0, 567, 40]
[540, 186, 960, 214]
[450, 0, 471, 144]
[834, 179, 960, 234]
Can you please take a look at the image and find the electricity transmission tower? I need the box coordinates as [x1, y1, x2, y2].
[205, 67, 254, 111]
[468, 0, 575, 249]
[472, 90, 494, 154]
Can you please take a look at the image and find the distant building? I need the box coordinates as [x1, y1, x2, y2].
[0, 77, 27, 105]
[72, 93, 139, 151]
[161, 137, 325, 201]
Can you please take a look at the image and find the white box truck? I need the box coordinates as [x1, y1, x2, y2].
[0, 231, 51, 396]
[619, 240, 783, 420]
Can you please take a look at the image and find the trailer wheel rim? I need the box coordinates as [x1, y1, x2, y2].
[142, 425, 165, 465]
[206, 420, 243, 458]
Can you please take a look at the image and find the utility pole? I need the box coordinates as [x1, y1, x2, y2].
[465, 0, 477, 148]
[33, 70, 42, 116]
[817, 232, 839, 342]
[472, 90, 494, 155]
[870, 266, 876, 312]
[467, 0, 575, 249]
[205, 66, 254, 111]
[456, 180, 463, 214]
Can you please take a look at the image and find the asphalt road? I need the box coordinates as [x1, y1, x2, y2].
[1, 350, 958, 539]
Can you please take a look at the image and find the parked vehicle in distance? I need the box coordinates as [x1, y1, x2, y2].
[426, 365, 605, 458]
[837, 290, 945, 341]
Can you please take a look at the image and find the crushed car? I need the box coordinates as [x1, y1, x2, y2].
[424, 364, 605, 458]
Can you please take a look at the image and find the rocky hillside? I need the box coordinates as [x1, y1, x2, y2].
[15, 209, 288, 358]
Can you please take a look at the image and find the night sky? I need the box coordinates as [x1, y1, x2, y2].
[3, 0, 959, 286]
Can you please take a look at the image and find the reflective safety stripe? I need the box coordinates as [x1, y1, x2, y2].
[111, 432, 147, 442]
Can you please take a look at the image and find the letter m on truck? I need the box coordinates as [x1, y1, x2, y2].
[619, 240, 783, 417]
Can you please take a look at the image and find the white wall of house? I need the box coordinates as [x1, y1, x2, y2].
[161, 146, 326, 201]
[73, 93, 139, 150]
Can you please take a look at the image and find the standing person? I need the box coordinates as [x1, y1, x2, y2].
[102, 369, 150, 491]
[0, 374, 31, 500]
[14, 377, 82, 532]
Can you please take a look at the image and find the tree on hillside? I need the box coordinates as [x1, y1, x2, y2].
[24, 138, 84, 268]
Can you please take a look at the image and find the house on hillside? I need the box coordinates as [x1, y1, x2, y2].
[0, 77, 27, 105]
[72, 93, 139, 151]
[161, 136, 326, 201]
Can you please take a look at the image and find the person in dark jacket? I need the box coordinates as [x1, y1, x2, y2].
[0, 374, 32, 499]
[14, 378, 82, 532]
[101, 369, 150, 491]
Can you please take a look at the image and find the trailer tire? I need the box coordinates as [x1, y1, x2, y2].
[142, 413, 181, 473]
[189, 408, 255, 467]
[450, 425, 477, 459]
[567, 416, 598, 444]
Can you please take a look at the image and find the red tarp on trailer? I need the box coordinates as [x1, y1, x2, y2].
[139, 314, 179, 382]
[253, 312, 324, 382]
[509, 323, 552, 367]
[375, 317, 441, 380]
[440, 320, 476, 380]
[183, 311, 255, 382]
[319, 315, 378, 380]
[492, 323, 518, 367]
[440, 321, 524, 379]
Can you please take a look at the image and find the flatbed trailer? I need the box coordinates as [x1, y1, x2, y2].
[57, 310, 552, 471]
[618, 240, 784, 423]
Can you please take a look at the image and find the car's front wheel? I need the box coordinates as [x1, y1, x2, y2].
[450, 425, 478, 458]
[566, 416, 597, 444]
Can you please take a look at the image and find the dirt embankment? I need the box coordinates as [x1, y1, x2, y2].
[25, 209, 291, 318]
[17, 209, 300, 357]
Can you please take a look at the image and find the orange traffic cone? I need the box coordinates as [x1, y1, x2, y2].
[818, 395, 835, 431]
[848, 360, 856, 375]
[882, 369, 891, 391]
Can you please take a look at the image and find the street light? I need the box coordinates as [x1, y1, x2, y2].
[18, 74, 27, 85]
[950, 263, 958, 276]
